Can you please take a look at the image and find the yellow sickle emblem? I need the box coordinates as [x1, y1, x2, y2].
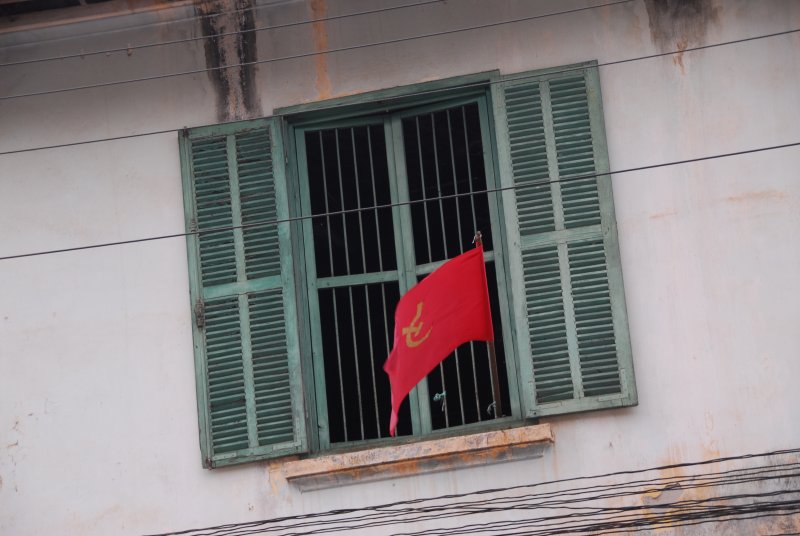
[402, 302, 432, 348]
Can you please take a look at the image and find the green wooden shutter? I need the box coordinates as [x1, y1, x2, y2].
[492, 63, 637, 417]
[179, 118, 307, 468]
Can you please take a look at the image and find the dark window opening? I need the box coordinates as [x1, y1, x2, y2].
[304, 101, 508, 446]
[306, 125, 396, 279]
[319, 283, 411, 443]
[403, 102, 494, 264]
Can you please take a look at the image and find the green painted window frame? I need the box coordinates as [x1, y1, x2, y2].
[290, 94, 521, 451]
[178, 63, 637, 468]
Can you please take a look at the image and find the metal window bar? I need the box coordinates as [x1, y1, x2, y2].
[462, 104, 484, 421]
[401, 102, 507, 430]
[316, 131, 349, 441]
[306, 124, 407, 444]
[415, 116, 434, 263]
[333, 130, 366, 439]
[447, 108, 482, 421]
[429, 112, 454, 427]
[349, 131, 382, 436]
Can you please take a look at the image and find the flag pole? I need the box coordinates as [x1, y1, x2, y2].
[473, 232, 503, 419]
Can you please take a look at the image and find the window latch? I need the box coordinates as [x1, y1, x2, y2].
[195, 300, 206, 329]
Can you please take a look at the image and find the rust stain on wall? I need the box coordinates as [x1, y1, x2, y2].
[197, 0, 263, 122]
[644, 0, 720, 73]
[725, 189, 788, 204]
[309, 0, 332, 99]
[649, 210, 679, 220]
[672, 38, 688, 74]
[267, 456, 297, 496]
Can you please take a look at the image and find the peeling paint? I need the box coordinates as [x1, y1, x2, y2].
[309, 0, 332, 99]
[266, 456, 295, 497]
[197, 0, 262, 122]
[281, 425, 552, 491]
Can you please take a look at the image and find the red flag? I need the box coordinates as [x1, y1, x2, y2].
[383, 245, 494, 437]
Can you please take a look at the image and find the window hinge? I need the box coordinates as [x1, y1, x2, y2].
[190, 218, 198, 233]
[195, 299, 206, 329]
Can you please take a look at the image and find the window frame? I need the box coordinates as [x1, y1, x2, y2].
[285, 89, 523, 452]
[179, 63, 637, 467]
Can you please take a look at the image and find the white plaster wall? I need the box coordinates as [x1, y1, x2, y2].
[1, 0, 799, 534]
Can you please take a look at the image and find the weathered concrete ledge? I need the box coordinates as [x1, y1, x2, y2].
[282, 423, 553, 491]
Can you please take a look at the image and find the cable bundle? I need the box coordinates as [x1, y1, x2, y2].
[147, 448, 800, 536]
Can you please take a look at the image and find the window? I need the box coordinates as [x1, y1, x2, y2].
[295, 98, 513, 450]
[179, 62, 637, 469]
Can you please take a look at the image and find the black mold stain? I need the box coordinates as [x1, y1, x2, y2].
[644, 0, 720, 50]
[198, 0, 262, 122]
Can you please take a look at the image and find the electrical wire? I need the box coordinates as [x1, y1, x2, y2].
[142, 447, 800, 536]
[0, 0, 261, 48]
[1, 139, 798, 262]
[156, 484, 800, 535]
[1, 0, 475, 51]
[2, 9, 796, 534]
[1, 25, 796, 155]
[0, 0, 629, 99]
[2, 10, 796, 101]
[150, 476, 800, 535]
[0, 0, 451, 67]
[166, 460, 800, 529]
[161, 462, 800, 536]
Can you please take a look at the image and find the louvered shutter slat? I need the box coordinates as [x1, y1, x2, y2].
[192, 136, 238, 288]
[204, 298, 248, 455]
[181, 120, 307, 468]
[521, 246, 573, 403]
[550, 76, 602, 230]
[236, 131, 282, 282]
[495, 64, 636, 417]
[568, 239, 621, 397]
[505, 83, 556, 235]
[248, 289, 295, 446]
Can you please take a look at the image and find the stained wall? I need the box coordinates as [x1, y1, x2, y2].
[1, 0, 799, 534]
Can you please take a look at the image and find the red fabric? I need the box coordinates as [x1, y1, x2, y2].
[383, 245, 494, 437]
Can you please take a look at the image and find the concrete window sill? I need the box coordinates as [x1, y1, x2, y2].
[281, 423, 553, 491]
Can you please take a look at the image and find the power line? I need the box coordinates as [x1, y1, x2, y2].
[150, 468, 800, 535]
[0, 0, 269, 49]
[5, 4, 791, 101]
[0, 127, 178, 157]
[169, 463, 800, 536]
[0, 0, 450, 67]
[1, 139, 798, 262]
[142, 447, 800, 536]
[0, 26, 796, 156]
[0, 0, 628, 98]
